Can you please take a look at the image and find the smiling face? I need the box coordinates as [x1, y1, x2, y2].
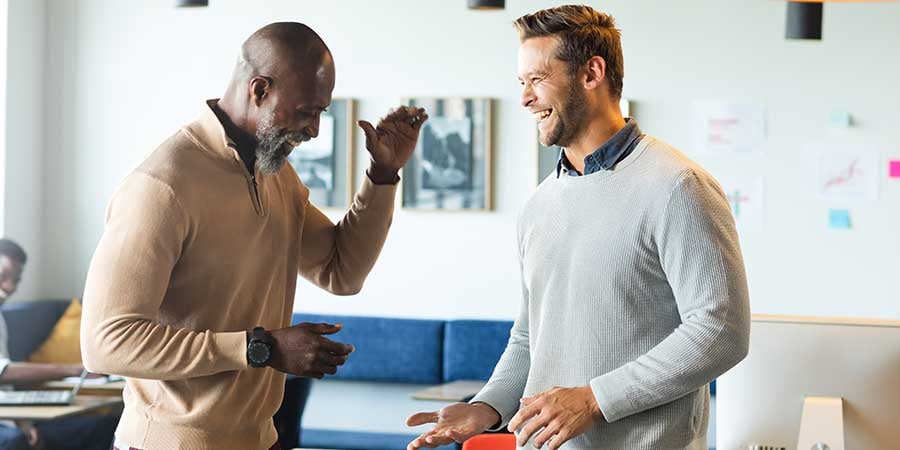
[251, 52, 336, 175]
[518, 36, 588, 148]
[0, 255, 23, 305]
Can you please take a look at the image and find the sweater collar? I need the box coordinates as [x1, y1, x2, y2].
[185, 99, 244, 165]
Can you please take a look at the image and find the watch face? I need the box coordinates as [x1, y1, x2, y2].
[248, 341, 271, 365]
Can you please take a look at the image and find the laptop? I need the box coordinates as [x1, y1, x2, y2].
[0, 369, 88, 406]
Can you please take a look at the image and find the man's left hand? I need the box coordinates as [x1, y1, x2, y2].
[26, 426, 43, 449]
[358, 106, 429, 178]
[507, 386, 602, 450]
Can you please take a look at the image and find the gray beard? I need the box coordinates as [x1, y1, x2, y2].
[255, 133, 290, 175]
[255, 110, 310, 175]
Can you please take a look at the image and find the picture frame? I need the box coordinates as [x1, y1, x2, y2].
[536, 136, 561, 185]
[287, 98, 354, 209]
[401, 97, 492, 211]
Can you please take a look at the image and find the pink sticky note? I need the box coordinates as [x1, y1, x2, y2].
[890, 160, 900, 179]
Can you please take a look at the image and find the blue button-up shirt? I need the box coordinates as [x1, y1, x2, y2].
[557, 118, 644, 177]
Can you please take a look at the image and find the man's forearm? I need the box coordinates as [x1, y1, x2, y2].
[0, 362, 82, 384]
[81, 317, 248, 380]
[298, 176, 398, 295]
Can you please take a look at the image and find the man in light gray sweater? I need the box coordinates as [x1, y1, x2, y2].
[406, 5, 750, 450]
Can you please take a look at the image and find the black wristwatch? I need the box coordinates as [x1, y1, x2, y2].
[247, 327, 273, 368]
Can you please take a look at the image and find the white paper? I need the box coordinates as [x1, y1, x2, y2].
[691, 100, 766, 154]
[817, 149, 879, 201]
[61, 375, 111, 385]
[716, 175, 765, 229]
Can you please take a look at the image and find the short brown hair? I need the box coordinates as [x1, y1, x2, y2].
[514, 5, 624, 99]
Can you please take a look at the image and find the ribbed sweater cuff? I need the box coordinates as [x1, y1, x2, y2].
[357, 175, 398, 209]
[212, 330, 249, 371]
[590, 373, 635, 423]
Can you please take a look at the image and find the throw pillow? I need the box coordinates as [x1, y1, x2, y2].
[27, 298, 82, 364]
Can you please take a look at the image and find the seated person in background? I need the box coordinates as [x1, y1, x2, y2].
[0, 238, 118, 450]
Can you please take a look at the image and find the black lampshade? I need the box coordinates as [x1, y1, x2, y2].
[468, 0, 504, 10]
[786, 2, 823, 40]
[175, 0, 208, 7]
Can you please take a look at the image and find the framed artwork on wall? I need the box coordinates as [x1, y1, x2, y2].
[287, 98, 354, 209]
[401, 97, 492, 211]
[536, 130, 561, 185]
[620, 97, 630, 118]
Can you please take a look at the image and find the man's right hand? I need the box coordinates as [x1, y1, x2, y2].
[267, 322, 354, 378]
[406, 402, 500, 450]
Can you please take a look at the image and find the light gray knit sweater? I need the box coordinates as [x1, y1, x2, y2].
[471, 136, 751, 450]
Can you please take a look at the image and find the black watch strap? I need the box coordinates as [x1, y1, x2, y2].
[251, 326, 269, 342]
[247, 326, 273, 368]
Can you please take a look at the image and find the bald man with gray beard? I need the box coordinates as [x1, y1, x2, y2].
[80, 22, 428, 450]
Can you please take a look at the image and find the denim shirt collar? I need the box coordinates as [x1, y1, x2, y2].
[556, 118, 643, 177]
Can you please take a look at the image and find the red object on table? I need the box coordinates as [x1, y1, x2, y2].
[462, 433, 516, 450]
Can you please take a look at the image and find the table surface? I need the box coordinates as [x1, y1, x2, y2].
[0, 395, 123, 421]
[42, 380, 126, 395]
[302, 379, 457, 435]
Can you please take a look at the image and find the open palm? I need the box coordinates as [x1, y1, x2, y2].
[358, 106, 428, 171]
[406, 402, 497, 449]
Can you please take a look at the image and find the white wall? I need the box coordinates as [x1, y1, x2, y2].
[0, 0, 6, 237]
[2, 0, 46, 302]
[30, 0, 900, 320]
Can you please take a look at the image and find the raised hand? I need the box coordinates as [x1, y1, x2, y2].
[358, 106, 429, 174]
[507, 386, 602, 450]
[406, 402, 500, 450]
[268, 322, 354, 379]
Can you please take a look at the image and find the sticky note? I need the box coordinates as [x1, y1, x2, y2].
[829, 110, 851, 128]
[828, 209, 851, 230]
[889, 160, 900, 179]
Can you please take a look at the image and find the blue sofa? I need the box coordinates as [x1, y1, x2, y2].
[1, 299, 71, 361]
[288, 314, 514, 450]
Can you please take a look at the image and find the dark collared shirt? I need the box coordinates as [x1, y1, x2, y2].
[210, 102, 258, 174]
[557, 118, 644, 177]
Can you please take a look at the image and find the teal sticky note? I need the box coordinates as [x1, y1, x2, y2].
[829, 110, 851, 128]
[828, 209, 851, 230]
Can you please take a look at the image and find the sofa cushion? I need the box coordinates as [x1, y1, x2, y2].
[1, 299, 70, 361]
[293, 313, 444, 384]
[443, 320, 512, 382]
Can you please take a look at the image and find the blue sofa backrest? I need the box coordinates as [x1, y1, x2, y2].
[290, 313, 718, 397]
[293, 313, 445, 384]
[443, 320, 512, 382]
[1, 299, 70, 361]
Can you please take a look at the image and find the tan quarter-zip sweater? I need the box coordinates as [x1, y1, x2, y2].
[81, 100, 397, 450]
